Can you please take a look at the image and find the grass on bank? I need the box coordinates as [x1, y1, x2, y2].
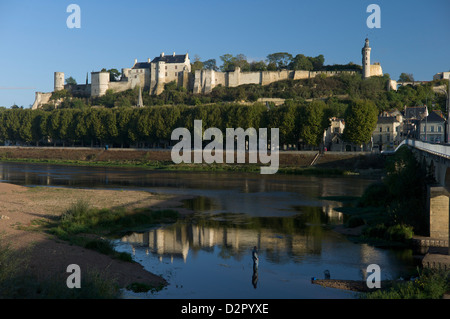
[363, 268, 450, 299]
[44, 200, 179, 262]
[0, 157, 355, 176]
[0, 238, 121, 299]
[3, 200, 178, 298]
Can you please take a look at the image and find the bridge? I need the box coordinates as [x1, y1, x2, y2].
[399, 139, 450, 262]
[396, 81, 430, 88]
[387, 80, 431, 91]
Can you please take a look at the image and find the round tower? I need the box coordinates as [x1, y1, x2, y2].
[54, 72, 65, 91]
[90, 71, 110, 97]
[362, 38, 371, 79]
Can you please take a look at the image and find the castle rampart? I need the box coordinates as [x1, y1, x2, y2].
[32, 38, 382, 108]
[192, 68, 359, 94]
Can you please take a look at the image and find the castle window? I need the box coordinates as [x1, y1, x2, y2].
[175, 66, 178, 70]
[165, 72, 168, 77]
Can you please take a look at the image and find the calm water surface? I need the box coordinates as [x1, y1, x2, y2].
[0, 162, 419, 299]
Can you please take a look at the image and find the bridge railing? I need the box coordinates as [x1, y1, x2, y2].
[404, 139, 450, 159]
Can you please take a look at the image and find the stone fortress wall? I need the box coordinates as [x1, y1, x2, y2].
[192, 68, 360, 94]
[32, 39, 383, 109]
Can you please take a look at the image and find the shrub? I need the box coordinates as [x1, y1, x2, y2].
[363, 223, 387, 239]
[364, 269, 450, 299]
[347, 216, 365, 228]
[358, 182, 390, 208]
[385, 224, 413, 242]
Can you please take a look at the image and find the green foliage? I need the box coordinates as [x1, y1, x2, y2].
[56, 200, 179, 237]
[65, 77, 77, 85]
[2, 71, 446, 149]
[267, 52, 293, 70]
[358, 182, 391, 207]
[342, 99, 378, 145]
[398, 72, 414, 82]
[0, 238, 120, 298]
[347, 216, 365, 228]
[50, 89, 70, 100]
[356, 146, 429, 237]
[364, 269, 450, 299]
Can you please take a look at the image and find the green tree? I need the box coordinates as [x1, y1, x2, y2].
[65, 77, 77, 85]
[342, 99, 378, 145]
[290, 54, 313, 71]
[191, 55, 204, 73]
[73, 109, 89, 146]
[398, 73, 414, 82]
[58, 109, 75, 146]
[219, 54, 250, 72]
[203, 59, 219, 71]
[85, 109, 104, 146]
[18, 109, 33, 144]
[100, 109, 118, 144]
[266, 52, 293, 70]
[108, 69, 121, 82]
[47, 110, 61, 146]
[301, 100, 328, 146]
[249, 61, 268, 71]
[310, 55, 325, 70]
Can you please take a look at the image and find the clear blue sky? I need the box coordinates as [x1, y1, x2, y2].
[0, 0, 449, 108]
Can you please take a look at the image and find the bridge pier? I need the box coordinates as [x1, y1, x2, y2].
[428, 186, 450, 250]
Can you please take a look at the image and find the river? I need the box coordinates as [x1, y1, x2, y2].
[0, 162, 419, 299]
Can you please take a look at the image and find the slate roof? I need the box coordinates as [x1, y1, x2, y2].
[404, 106, 427, 120]
[377, 116, 399, 124]
[151, 54, 188, 64]
[132, 62, 151, 69]
[421, 110, 446, 123]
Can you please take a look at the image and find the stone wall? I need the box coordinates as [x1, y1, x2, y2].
[31, 92, 52, 110]
[193, 68, 359, 94]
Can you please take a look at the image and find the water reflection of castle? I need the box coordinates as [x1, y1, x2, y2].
[120, 205, 344, 263]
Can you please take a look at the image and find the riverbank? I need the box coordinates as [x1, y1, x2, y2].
[0, 146, 385, 176]
[0, 182, 193, 297]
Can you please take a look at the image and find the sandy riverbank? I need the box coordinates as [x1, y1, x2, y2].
[0, 182, 193, 293]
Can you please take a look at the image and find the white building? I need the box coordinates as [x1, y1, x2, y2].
[433, 72, 450, 81]
[419, 110, 446, 143]
[372, 115, 403, 151]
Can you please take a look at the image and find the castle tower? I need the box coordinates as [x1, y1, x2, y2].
[155, 60, 166, 95]
[54, 72, 65, 91]
[362, 38, 371, 79]
[90, 71, 110, 97]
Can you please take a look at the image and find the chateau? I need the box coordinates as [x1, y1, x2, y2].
[32, 38, 383, 109]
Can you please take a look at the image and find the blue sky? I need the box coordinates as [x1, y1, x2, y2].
[0, 0, 449, 108]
